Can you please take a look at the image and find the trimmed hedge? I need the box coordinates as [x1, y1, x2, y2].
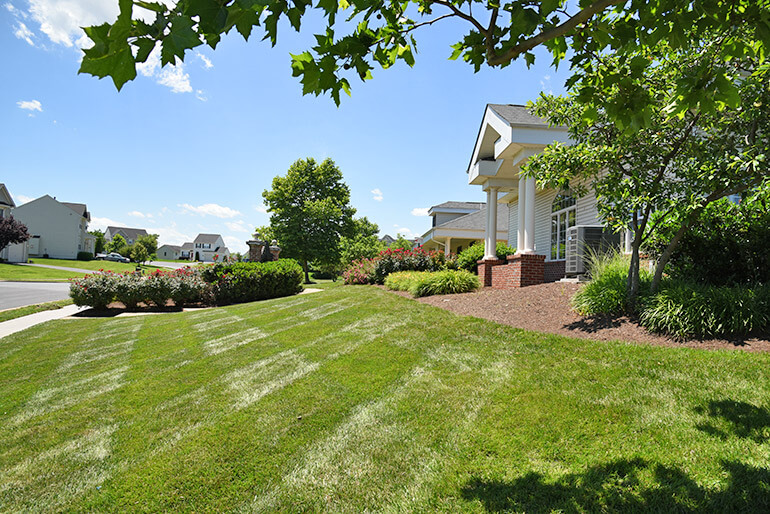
[69, 260, 302, 309]
[384, 270, 480, 297]
[201, 259, 304, 305]
[457, 242, 517, 273]
[77, 251, 93, 261]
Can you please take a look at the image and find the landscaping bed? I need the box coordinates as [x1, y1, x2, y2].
[413, 282, 770, 352]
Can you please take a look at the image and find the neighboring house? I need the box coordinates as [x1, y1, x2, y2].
[157, 244, 182, 260]
[179, 242, 194, 260]
[12, 195, 95, 259]
[0, 183, 29, 263]
[380, 234, 421, 248]
[105, 226, 148, 246]
[466, 104, 606, 286]
[181, 234, 230, 262]
[420, 201, 508, 256]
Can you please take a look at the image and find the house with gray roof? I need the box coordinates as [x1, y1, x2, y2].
[421, 201, 508, 256]
[11, 194, 95, 259]
[157, 244, 183, 260]
[182, 233, 230, 262]
[105, 226, 149, 246]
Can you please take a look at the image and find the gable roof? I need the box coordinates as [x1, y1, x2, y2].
[429, 201, 484, 211]
[436, 204, 508, 232]
[159, 244, 182, 252]
[194, 233, 222, 244]
[0, 184, 15, 208]
[107, 226, 148, 241]
[60, 202, 90, 221]
[181, 242, 194, 250]
[487, 104, 548, 127]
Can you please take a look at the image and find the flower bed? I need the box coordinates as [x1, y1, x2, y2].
[343, 247, 446, 285]
[69, 260, 303, 309]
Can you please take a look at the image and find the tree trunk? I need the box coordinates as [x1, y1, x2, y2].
[626, 236, 642, 311]
[302, 258, 310, 284]
[650, 215, 695, 293]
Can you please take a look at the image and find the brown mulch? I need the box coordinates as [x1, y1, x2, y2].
[388, 282, 770, 353]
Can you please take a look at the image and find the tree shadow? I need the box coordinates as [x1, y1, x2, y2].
[461, 458, 770, 512]
[695, 399, 770, 443]
[563, 314, 623, 333]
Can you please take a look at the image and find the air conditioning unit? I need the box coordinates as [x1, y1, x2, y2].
[565, 225, 621, 277]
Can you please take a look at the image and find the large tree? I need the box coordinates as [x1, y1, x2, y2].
[524, 32, 770, 308]
[0, 216, 30, 254]
[263, 158, 356, 282]
[338, 216, 383, 264]
[79, 0, 769, 128]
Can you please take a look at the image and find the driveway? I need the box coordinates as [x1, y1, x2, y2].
[0, 282, 71, 310]
[149, 261, 195, 270]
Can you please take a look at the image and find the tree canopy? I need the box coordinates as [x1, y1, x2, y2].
[80, 0, 770, 128]
[262, 157, 356, 282]
[0, 216, 30, 253]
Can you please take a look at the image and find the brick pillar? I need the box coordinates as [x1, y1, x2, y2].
[506, 253, 546, 287]
[247, 240, 264, 262]
[477, 259, 504, 287]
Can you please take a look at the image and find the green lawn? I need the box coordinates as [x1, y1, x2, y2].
[0, 283, 768, 511]
[29, 258, 164, 274]
[0, 299, 74, 323]
[0, 263, 85, 282]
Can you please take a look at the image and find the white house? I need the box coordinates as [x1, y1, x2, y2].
[105, 226, 148, 246]
[179, 242, 194, 260]
[12, 195, 95, 259]
[467, 104, 607, 287]
[186, 234, 230, 262]
[420, 201, 508, 256]
[0, 183, 29, 263]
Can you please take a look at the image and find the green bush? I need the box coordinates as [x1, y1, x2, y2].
[384, 271, 429, 292]
[640, 282, 770, 339]
[77, 251, 93, 261]
[385, 270, 480, 297]
[571, 251, 652, 316]
[372, 247, 445, 284]
[457, 242, 516, 273]
[113, 273, 146, 309]
[202, 259, 304, 305]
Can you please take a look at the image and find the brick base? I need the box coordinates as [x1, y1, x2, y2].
[484, 253, 546, 288]
[544, 260, 566, 283]
[477, 259, 504, 287]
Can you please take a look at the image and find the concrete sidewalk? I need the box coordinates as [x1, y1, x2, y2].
[17, 262, 91, 273]
[0, 304, 86, 340]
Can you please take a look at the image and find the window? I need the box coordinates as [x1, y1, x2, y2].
[551, 191, 576, 260]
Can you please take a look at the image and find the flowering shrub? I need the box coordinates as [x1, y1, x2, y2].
[372, 247, 445, 284]
[342, 258, 376, 285]
[69, 271, 119, 310]
[113, 272, 146, 309]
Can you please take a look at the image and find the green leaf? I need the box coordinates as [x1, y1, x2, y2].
[79, 42, 137, 91]
[160, 15, 202, 65]
[133, 37, 156, 63]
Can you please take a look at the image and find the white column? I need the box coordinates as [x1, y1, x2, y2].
[523, 177, 536, 253]
[445, 237, 452, 258]
[483, 187, 499, 260]
[517, 176, 526, 252]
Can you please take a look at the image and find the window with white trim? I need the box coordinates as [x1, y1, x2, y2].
[551, 191, 576, 260]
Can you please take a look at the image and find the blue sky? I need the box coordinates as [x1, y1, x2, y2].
[1, 0, 567, 254]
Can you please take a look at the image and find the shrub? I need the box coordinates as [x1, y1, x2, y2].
[70, 272, 118, 310]
[640, 282, 770, 339]
[113, 272, 145, 309]
[167, 267, 208, 305]
[384, 271, 429, 291]
[144, 272, 174, 307]
[457, 242, 517, 273]
[372, 247, 445, 284]
[571, 251, 652, 316]
[410, 270, 481, 297]
[77, 251, 93, 261]
[202, 259, 304, 305]
[342, 258, 376, 284]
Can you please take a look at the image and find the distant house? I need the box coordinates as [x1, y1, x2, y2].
[12, 195, 95, 259]
[379, 234, 420, 248]
[420, 201, 508, 256]
[174, 234, 230, 262]
[105, 226, 148, 246]
[157, 244, 182, 260]
[0, 183, 29, 263]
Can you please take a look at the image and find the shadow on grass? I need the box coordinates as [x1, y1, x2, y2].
[695, 400, 770, 443]
[562, 314, 624, 333]
[461, 458, 770, 512]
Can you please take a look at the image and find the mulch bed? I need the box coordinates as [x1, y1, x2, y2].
[386, 282, 770, 353]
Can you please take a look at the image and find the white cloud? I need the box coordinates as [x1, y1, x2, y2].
[13, 21, 34, 45]
[411, 207, 429, 216]
[26, 0, 119, 48]
[225, 220, 251, 233]
[13, 193, 34, 205]
[17, 99, 42, 112]
[179, 203, 242, 219]
[127, 211, 152, 218]
[255, 204, 268, 214]
[195, 89, 207, 102]
[196, 52, 213, 69]
[137, 48, 193, 94]
[392, 225, 419, 239]
[223, 235, 247, 255]
[371, 188, 383, 202]
[89, 216, 126, 232]
[152, 223, 191, 246]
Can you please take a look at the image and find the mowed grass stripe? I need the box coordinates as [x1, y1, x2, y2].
[1, 283, 769, 512]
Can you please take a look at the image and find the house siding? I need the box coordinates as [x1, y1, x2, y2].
[12, 196, 87, 259]
[576, 189, 601, 226]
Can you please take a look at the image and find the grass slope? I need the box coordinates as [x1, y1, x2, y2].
[0, 263, 85, 282]
[0, 283, 768, 511]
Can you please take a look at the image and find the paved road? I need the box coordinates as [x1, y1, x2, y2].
[19, 262, 90, 273]
[149, 261, 196, 270]
[0, 282, 72, 310]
